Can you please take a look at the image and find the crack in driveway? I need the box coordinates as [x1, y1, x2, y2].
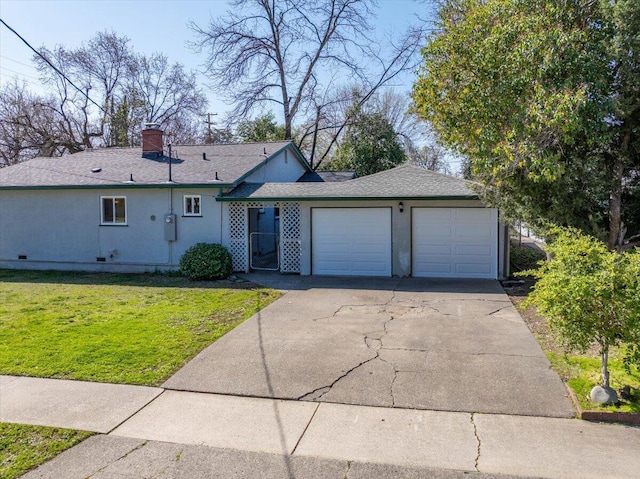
[297, 354, 378, 401]
[470, 413, 481, 472]
[298, 289, 401, 402]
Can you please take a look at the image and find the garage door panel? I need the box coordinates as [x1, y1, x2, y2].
[456, 208, 493, 221]
[413, 208, 498, 279]
[349, 251, 389, 261]
[360, 226, 387, 237]
[354, 236, 390, 247]
[419, 262, 454, 274]
[418, 223, 453, 238]
[416, 244, 452, 255]
[353, 261, 389, 272]
[461, 223, 494, 234]
[456, 225, 490, 238]
[425, 209, 454, 220]
[455, 244, 493, 256]
[456, 263, 494, 275]
[312, 208, 391, 276]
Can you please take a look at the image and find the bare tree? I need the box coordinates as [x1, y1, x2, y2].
[295, 85, 357, 168]
[0, 82, 60, 165]
[127, 53, 207, 128]
[34, 31, 133, 151]
[4, 32, 207, 161]
[191, 0, 425, 142]
[406, 143, 449, 173]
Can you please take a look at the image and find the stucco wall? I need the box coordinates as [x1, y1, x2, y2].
[0, 187, 223, 272]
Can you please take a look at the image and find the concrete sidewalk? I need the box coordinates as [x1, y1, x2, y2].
[0, 375, 162, 433]
[3, 375, 640, 479]
[20, 435, 528, 479]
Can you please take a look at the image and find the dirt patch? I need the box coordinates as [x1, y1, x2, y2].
[503, 278, 563, 355]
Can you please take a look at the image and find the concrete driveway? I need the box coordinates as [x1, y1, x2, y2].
[163, 276, 574, 418]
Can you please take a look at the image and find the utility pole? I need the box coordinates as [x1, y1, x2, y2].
[204, 113, 218, 143]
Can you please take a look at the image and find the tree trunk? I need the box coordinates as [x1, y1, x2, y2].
[607, 131, 629, 250]
[608, 159, 624, 250]
[601, 346, 610, 389]
[309, 105, 321, 169]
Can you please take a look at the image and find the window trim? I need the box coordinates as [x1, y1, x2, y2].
[100, 196, 128, 225]
[183, 194, 202, 217]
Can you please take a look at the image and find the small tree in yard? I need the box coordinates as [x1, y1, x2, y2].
[523, 228, 640, 405]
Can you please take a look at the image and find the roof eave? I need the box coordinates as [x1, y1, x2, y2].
[0, 182, 234, 191]
[217, 194, 479, 202]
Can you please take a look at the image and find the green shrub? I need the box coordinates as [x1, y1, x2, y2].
[179, 243, 232, 280]
[510, 245, 546, 273]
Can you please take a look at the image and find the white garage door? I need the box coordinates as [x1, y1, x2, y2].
[312, 208, 391, 276]
[413, 208, 498, 279]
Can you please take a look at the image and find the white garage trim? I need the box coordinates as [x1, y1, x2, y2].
[312, 207, 392, 276]
[412, 207, 498, 279]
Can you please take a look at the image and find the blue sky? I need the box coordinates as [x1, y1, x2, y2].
[0, 0, 435, 119]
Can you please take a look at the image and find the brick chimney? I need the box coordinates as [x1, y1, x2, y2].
[142, 123, 163, 157]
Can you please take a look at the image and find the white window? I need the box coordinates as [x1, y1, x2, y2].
[184, 195, 202, 216]
[101, 196, 127, 225]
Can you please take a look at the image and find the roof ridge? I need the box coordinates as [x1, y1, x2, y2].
[177, 140, 292, 147]
[346, 163, 441, 183]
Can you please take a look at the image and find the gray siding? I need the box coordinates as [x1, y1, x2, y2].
[244, 149, 306, 183]
[0, 145, 307, 273]
[0, 188, 223, 272]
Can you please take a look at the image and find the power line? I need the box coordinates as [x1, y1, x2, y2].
[0, 54, 38, 69]
[0, 65, 41, 81]
[0, 17, 105, 112]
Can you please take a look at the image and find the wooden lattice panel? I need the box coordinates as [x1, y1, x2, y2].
[228, 202, 248, 272]
[280, 202, 301, 273]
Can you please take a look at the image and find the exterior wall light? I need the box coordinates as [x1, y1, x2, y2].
[398, 202, 404, 213]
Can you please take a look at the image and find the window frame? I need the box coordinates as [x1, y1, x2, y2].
[100, 196, 128, 226]
[183, 194, 202, 217]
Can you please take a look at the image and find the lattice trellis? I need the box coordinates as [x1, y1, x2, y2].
[227, 201, 301, 274]
[279, 202, 301, 273]
[228, 203, 248, 272]
[247, 201, 275, 209]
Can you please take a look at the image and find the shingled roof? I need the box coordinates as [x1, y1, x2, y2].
[297, 170, 356, 182]
[0, 141, 302, 189]
[221, 164, 478, 201]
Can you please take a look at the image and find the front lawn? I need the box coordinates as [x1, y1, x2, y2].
[0, 423, 92, 479]
[547, 352, 640, 414]
[0, 269, 280, 385]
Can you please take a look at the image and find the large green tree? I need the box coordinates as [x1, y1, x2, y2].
[236, 113, 286, 142]
[330, 109, 407, 176]
[412, 0, 640, 250]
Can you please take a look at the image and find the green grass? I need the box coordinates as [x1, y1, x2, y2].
[0, 423, 92, 479]
[547, 351, 640, 413]
[0, 269, 280, 385]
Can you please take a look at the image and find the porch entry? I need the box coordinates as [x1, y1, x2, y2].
[249, 207, 279, 271]
[227, 202, 301, 274]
